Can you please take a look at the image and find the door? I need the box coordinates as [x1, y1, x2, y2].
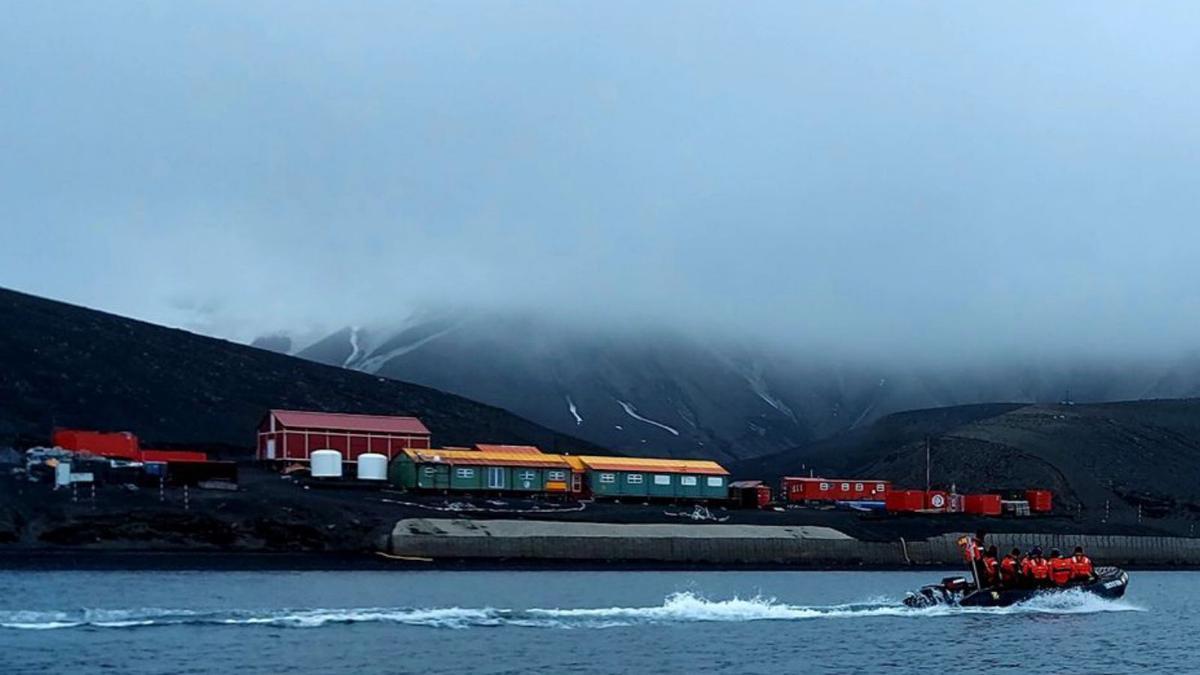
[265, 439, 276, 460]
[486, 467, 505, 489]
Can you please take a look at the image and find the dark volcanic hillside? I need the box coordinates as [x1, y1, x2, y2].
[741, 400, 1200, 535]
[0, 288, 598, 454]
[287, 310, 1200, 463]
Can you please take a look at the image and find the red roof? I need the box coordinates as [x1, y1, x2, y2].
[269, 410, 430, 435]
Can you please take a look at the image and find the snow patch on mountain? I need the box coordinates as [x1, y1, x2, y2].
[566, 396, 583, 425]
[617, 400, 680, 436]
[358, 321, 460, 373]
[343, 326, 363, 367]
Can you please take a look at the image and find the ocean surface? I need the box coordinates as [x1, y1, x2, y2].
[0, 569, 1187, 674]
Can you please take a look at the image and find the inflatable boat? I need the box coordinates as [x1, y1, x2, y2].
[903, 566, 1129, 608]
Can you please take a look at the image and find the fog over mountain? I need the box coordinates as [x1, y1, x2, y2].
[4, 4, 1200, 382]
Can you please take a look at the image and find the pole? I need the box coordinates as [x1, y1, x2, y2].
[159, 476, 164, 503]
[925, 437, 931, 493]
[184, 485, 190, 511]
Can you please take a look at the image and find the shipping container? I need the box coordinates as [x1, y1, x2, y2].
[140, 449, 207, 463]
[885, 489, 925, 512]
[963, 494, 1003, 515]
[729, 481, 772, 508]
[52, 429, 140, 460]
[1026, 489, 1053, 512]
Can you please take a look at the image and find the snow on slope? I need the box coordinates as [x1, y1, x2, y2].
[566, 396, 583, 425]
[617, 400, 680, 436]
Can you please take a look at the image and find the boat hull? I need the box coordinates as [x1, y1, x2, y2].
[905, 566, 1128, 608]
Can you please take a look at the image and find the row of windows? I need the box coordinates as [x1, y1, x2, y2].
[440, 467, 569, 480]
[798, 482, 887, 493]
[597, 473, 724, 487]
[426, 466, 724, 489]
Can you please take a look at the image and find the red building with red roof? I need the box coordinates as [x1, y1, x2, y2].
[256, 409, 431, 463]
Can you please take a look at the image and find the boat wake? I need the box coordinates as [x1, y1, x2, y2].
[0, 590, 1141, 631]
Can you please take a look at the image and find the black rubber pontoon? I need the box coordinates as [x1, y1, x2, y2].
[903, 566, 1129, 608]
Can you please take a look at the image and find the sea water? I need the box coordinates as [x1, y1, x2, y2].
[0, 569, 1185, 674]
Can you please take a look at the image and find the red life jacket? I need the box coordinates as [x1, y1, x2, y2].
[1071, 554, 1093, 579]
[981, 556, 999, 581]
[1028, 557, 1050, 580]
[1049, 557, 1074, 585]
[1000, 556, 1019, 582]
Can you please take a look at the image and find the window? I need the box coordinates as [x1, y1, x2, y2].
[876, 483, 886, 492]
[599, 473, 616, 484]
[819, 482, 830, 491]
[855, 482, 864, 492]
[519, 471, 537, 481]
[841, 483, 850, 492]
[680, 476, 698, 486]
[422, 466, 436, 475]
[547, 470, 566, 480]
[627, 474, 644, 484]
[455, 468, 474, 478]
[707, 477, 724, 488]
[654, 475, 671, 485]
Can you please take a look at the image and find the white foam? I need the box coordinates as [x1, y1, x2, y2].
[0, 590, 1141, 631]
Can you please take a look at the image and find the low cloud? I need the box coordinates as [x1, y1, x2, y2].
[2, 2, 1199, 362]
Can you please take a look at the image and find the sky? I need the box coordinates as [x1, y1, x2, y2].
[2, 2, 1199, 361]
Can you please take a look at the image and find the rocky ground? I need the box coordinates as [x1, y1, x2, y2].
[0, 464, 1183, 569]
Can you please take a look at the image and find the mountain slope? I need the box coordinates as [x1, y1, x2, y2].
[290, 311, 1200, 462]
[0, 288, 598, 455]
[740, 399, 1200, 534]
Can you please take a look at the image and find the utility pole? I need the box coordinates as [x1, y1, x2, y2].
[925, 437, 932, 493]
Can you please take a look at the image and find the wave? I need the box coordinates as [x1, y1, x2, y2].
[0, 590, 1141, 631]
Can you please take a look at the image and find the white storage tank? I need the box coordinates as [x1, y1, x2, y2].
[356, 453, 388, 481]
[310, 449, 343, 478]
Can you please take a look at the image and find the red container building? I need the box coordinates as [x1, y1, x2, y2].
[729, 480, 772, 508]
[782, 477, 890, 502]
[256, 409, 431, 463]
[52, 429, 140, 460]
[1026, 489, 1053, 512]
[140, 449, 208, 463]
[885, 489, 926, 512]
[964, 494, 1003, 515]
[925, 490, 949, 511]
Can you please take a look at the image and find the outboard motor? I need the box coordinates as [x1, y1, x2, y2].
[903, 576, 972, 608]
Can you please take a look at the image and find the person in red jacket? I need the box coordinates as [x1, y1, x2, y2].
[1048, 548, 1074, 586]
[979, 545, 1000, 587]
[1071, 546, 1094, 581]
[1023, 547, 1050, 586]
[999, 547, 1021, 587]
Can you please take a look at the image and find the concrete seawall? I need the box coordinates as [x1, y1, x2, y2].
[382, 518, 1200, 567]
